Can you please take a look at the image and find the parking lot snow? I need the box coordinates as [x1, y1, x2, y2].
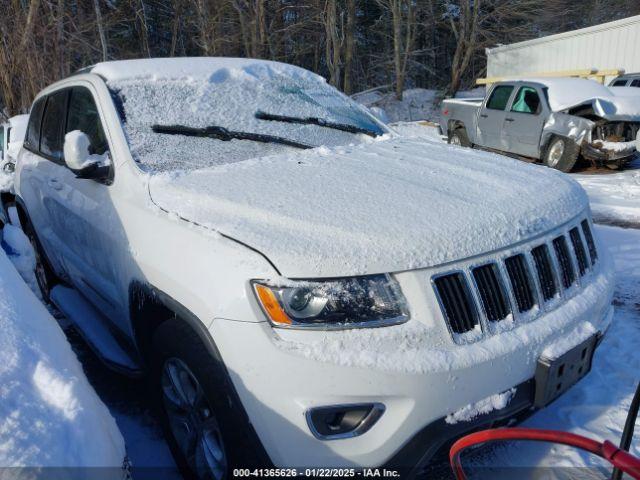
[0, 230, 125, 471]
[572, 156, 640, 228]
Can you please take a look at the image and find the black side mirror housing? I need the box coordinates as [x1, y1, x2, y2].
[73, 162, 111, 183]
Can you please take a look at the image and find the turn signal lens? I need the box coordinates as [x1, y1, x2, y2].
[255, 284, 292, 326]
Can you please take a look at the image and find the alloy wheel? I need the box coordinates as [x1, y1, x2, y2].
[450, 134, 462, 146]
[161, 357, 227, 480]
[548, 139, 565, 167]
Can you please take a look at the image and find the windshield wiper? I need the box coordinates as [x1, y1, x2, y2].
[255, 111, 381, 137]
[151, 124, 312, 150]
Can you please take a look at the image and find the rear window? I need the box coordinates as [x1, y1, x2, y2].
[486, 85, 514, 111]
[40, 90, 68, 162]
[25, 97, 46, 151]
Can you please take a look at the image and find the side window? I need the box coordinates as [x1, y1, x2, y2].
[631, 79, 640, 88]
[25, 97, 46, 151]
[511, 86, 541, 114]
[486, 85, 514, 111]
[40, 90, 69, 161]
[612, 79, 628, 86]
[66, 87, 108, 155]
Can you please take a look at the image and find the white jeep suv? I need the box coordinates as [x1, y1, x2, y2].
[14, 58, 614, 478]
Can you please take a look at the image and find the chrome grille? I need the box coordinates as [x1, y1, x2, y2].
[432, 217, 597, 342]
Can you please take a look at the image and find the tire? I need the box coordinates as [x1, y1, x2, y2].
[21, 216, 58, 303]
[448, 127, 472, 148]
[543, 136, 580, 172]
[151, 319, 269, 479]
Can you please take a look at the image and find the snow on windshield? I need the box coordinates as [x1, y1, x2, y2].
[108, 67, 385, 173]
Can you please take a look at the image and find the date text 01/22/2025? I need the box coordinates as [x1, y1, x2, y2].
[232, 469, 401, 477]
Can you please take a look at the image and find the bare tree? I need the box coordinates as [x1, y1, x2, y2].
[93, 0, 109, 61]
[375, 0, 416, 100]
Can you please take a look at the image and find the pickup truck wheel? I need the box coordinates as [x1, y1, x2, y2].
[151, 319, 266, 479]
[543, 136, 579, 172]
[22, 218, 58, 303]
[449, 128, 471, 148]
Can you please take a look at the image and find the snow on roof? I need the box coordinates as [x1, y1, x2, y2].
[91, 57, 322, 84]
[505, 77, 640, 118]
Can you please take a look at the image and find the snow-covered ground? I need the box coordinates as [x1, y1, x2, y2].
[0, 225, 126, 478]
[573, 156, 640, 228]
[1, 217, 178, 479]
[354, 87, 484, 123]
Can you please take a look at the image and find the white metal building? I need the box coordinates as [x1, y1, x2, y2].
[486, 15, 640, 84]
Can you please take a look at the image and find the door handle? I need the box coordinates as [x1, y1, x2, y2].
[480, 114, 488, 118]
[47, 178, 63, 191]
[505, 118, 515, 122]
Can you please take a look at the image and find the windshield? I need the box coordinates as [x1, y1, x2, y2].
[108, 68, 386, 173]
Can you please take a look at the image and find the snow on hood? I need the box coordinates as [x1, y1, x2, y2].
[0, 230, 125, 469]
[149, 137, 588, 278]
[518, 78, 640, 120]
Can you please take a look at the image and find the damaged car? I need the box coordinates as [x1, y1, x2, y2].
[441, 78, 640, 171]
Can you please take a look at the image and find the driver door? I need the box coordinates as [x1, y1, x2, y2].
[45, 85, 125, 322]
[503, 84, 546, 158]
[476, 83, 516, 151]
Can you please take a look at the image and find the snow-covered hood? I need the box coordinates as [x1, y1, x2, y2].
[515, 78, 640, 121]
[558, 95, 640, 121]
[149, 137, 588, 278]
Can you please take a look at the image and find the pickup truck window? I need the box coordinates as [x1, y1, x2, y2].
[486, 86, 514, 110]
[511, 87, 541, 114]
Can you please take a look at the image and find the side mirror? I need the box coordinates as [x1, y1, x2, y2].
[63, 130, 110, 182]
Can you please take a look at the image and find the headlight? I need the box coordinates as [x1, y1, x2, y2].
[252, 274, 409, 329]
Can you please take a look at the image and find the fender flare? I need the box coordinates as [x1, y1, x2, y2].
[128, 281, 273, 463]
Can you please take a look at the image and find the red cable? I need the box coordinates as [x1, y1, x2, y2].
[449, 427, 640, 480]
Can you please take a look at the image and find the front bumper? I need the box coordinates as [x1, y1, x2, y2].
[210, 253, 615, 469]
[582, 141, 636, 162]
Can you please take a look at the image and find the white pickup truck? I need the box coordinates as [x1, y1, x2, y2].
[441, 78, 640, 172]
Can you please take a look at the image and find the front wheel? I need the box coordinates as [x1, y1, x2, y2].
[543, 136, 579, 172]
[151, 319, 268, 479]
